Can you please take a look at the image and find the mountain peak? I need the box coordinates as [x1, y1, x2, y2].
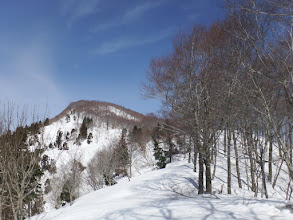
[51, 100, 146, 124]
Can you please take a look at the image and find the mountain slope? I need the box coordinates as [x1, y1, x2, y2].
[29, 100, 292, 219]
[38, 100, 159, 210]
[30, 160, 293, 220]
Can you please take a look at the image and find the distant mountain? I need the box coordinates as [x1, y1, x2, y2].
[39, 100, 160, 210]
[53, 100, 145, 122]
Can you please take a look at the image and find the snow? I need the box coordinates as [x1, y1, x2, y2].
[41, 113, 122, 165]
[99, 105, 140, 121]
[29, 161, 293, 220]
[29, 108, 293, 219]
[107, 106, 140, 121]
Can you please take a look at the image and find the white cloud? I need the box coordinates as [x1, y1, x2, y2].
[60, 0, 100, 27]
[91, 1, 164, 33]
[95, 27, 174, 55]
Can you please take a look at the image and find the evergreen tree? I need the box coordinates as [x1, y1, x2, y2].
[65, 114, 70, 123]
[87, 133, 93, 144]
[79, 122, 87, 139]
[79, 117, 93, 140]
[56, 130, 63, 149]
[131, 125, 143, 143]
[153, 137, 166, 169]
[44, 118, 50, 126]
[114, 130, 129, 176]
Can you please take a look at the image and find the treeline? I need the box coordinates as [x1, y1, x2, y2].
[143, 0, 293, 196]
[0, 106, 52, 220]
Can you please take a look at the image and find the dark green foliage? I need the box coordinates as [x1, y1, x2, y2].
[104, 174, 117, 186]
[44, 179, 52, 194]
[71, 128, 76, 135]
[63, 142, 69, 150]
[41, 155, 56, 174]
[28, 121, 42, 135]
[49, 142, 54, 149]
[66, 114, 70, 123]
[87, 132, 93, 144]
[66, 132, 70, 141]
[56, 130, 63, 149]
[153, 137, 166, 169]
[79, 123, 87, 139]
[122, 128, 127, 138]
[0, 124, 45, 218]
[165, 136, 178, 163]
[83, 117, 93, 126]
[60, 183, 75, 206]
[118, 138, 129, 168]
[131, 125, 143, 143]
[44, 118, 50, 126]
[41, 154, 50, 170]
[114, 130, 129, 176]
[79, 117, 93, 140]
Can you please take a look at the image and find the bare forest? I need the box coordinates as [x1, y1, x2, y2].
[142, 0, 293, 196]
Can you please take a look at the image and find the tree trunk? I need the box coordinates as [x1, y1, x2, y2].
[194, 143, 198, 172]
[70, 193, 73, 206]
[198, 151, 204, 194]
[0, 197, 2, 220]
[260, 158, 268, 198]
[212, 141, 217, 180]
[227, 129, 232, 194]
[205, 143, 212, 194]
[247, 135, 256, 192]
[268, 136, 273, 183]
[233, 131, 242, 188]
[289, 125, 292, 165]
[224, 129, 227, 153]
[272, 159, 283, 189]
[188, 136, 191, 163]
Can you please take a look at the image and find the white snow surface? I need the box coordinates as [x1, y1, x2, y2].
[30, 160, 293, 220]
[99, 105, 140, 121]
[42, 115, 121, 167]
[31, 109, 293, 219]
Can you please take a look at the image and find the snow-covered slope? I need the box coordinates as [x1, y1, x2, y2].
[30, 100, 292, 219]
[29, 160, 293, 220]
[38, 101, 157, 210]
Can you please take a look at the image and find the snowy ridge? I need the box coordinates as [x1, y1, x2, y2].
[30, 161, 293, 220]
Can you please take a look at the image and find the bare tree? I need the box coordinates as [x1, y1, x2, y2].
[225, 0, 293, 184]
[60, 154, 85, 206]
[0, 102, 45, 220]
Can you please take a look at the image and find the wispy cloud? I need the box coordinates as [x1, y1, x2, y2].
[94, 27, 174, 55]
[60, 0, 100, 27]
[91, 1, 164, 33]
[123, 1, 163, 23]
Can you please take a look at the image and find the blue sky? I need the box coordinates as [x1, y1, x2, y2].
[0, 0, 223, 118]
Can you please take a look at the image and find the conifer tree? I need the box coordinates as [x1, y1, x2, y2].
[153, 137, 166, 169]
